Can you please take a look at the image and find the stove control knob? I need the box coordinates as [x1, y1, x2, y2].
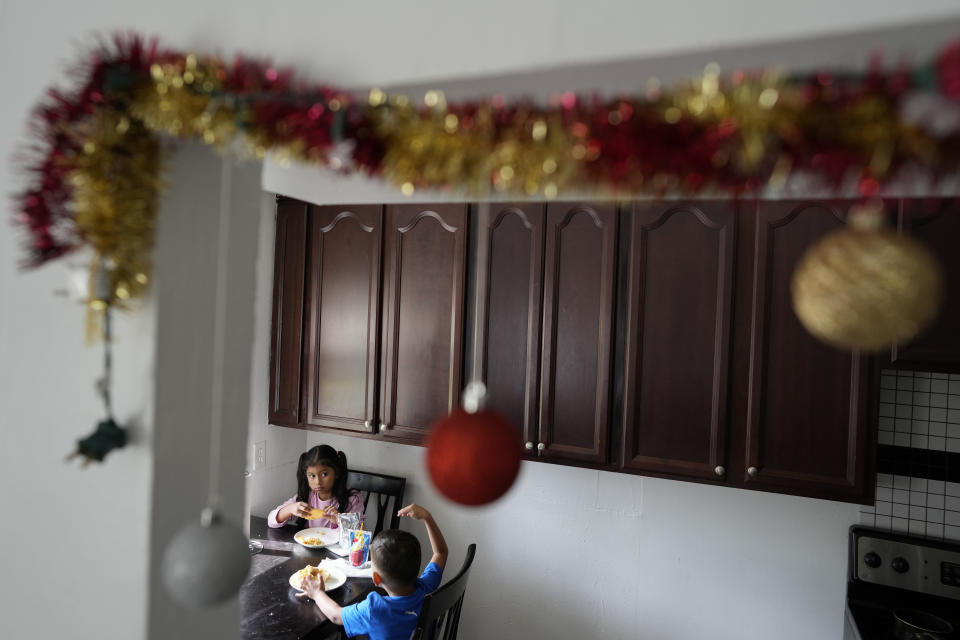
[891, 557, 909, 573]
[863, 552, 882, 568]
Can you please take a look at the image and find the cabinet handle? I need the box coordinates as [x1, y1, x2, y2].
[525, 442, 534, 451]
[363, 420, 372, 430]
[380, 422, 390, 431]
[747, 466, 758, 477]
[714, 466, 725, 477]
[537, 443, 545, 452]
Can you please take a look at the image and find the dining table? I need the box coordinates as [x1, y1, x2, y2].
[241, 516, 380, 639]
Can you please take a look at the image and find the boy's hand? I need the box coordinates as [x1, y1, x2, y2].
[296, 573, 325, 600]
[397, 504, 431, 520]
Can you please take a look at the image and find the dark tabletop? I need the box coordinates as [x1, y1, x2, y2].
[241, 516, 379, 640]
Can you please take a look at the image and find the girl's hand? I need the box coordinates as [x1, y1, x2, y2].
[285, 501, 312, 520]
[320, 506, 339, 520]
[397, 504, 431, 521]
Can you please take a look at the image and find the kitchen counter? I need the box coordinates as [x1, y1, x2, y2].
[241, 516, 378, 639]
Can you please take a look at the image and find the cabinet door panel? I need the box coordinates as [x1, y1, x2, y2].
[304, 205, 383, 432]
[892, 200, 960, 366]
[474, 203, 545, 450]
[744, 202, 872, 501]
[538, 203, 617, 464]
[268, 198, 308, 427]
[381, 204, 468, 442]
[621, 203, 736, 481]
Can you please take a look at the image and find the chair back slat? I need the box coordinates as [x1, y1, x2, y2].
[345, 469, 406, 536]
[411, 544, 477, 640]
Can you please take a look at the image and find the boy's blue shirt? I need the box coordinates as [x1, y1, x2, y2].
[341, 562, 443, 640]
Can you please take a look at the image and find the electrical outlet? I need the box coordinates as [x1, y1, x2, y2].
[254, 441, 266, 470]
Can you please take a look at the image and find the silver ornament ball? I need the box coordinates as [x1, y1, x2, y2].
[161, 509, 251, 608]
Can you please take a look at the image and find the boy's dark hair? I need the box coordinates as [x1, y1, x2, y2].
[295, 445, 353, 523]
[370, 529, 422, 590]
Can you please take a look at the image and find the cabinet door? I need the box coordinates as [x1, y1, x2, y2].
[303, 205, 383, 433]
[268, 198, 309, 427]
[538, 203, 618, 464]
[891, 200, 960, 366]
[621, 203, 736, 481]
[380, 204, 468, 443]
[742, 202, 873, 502]
[473, 203, 545, 453]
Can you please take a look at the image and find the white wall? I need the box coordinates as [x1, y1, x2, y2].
[3, 2, 960, 639]
[286, 433, 857, 640]
[146, 146, 262, 639]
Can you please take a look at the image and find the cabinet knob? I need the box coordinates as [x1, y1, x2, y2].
[525, 442, 534, 451]
[537, 443, 546, 452]
[363, 420, 372, 430]
[747, 466, 759, 477]
[380, 422, 390, 431]
[714, 465, 725, 477]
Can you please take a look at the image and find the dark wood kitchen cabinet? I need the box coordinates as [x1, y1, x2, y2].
[268, 198, 309, 427]
[270, 195, 909, 504]
[735, 202, 874, 503]
[302, 205, 383, 433]
[890, 200, 960, 368]
[537, 202, 618, 465]
[473, 202, 617, 466]
[472, 203, 545, 454]
[620, 202, 737, 482]
[378, 204, 468, 444]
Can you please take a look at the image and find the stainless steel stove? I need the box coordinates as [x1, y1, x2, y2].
[846, 526, 960, 640]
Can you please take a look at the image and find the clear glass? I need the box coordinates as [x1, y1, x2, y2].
[338, 512, 360, 549]
[244, 469, 262, 554]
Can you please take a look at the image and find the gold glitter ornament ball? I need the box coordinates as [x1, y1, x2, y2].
[791, 211, 943, 352]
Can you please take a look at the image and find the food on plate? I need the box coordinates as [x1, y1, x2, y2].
[300, 535, 328, 545]
[294, 564, 332, 590]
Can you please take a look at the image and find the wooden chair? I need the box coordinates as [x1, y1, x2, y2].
[346, 469, 406, 536]
[411, 544, 477, 640]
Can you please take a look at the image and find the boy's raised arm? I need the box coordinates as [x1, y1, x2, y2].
[398, 504, 448, 570]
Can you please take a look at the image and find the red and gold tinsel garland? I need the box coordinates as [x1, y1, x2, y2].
[14, 33, 960, 305]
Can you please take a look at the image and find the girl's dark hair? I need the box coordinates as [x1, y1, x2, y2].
[296, 445, 352, 517]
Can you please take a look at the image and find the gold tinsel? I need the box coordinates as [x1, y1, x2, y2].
[791, 207, 943, 352]
[69, 109, 162, 339]
[372, 96, 580, 197]
[127, 56, 238, 146]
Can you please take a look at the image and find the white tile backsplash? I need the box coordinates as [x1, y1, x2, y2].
[871, 369, 960, 543]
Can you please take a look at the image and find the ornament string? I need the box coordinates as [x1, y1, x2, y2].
[205, 154, 233, 516]
[99, 305, 114, 420]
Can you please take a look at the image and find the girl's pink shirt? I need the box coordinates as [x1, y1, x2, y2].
[267, 491, 365, 528]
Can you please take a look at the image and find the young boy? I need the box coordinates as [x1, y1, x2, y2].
[298, 503, 448, 640]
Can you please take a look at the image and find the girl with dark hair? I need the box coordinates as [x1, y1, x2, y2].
[267, 445, 365, 529]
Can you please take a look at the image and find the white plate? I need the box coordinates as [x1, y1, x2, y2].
[294, 527, 339, 549]
[289, 564, 347, 592]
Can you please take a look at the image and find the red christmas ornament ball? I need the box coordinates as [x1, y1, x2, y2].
[426, 408, 522, 506]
